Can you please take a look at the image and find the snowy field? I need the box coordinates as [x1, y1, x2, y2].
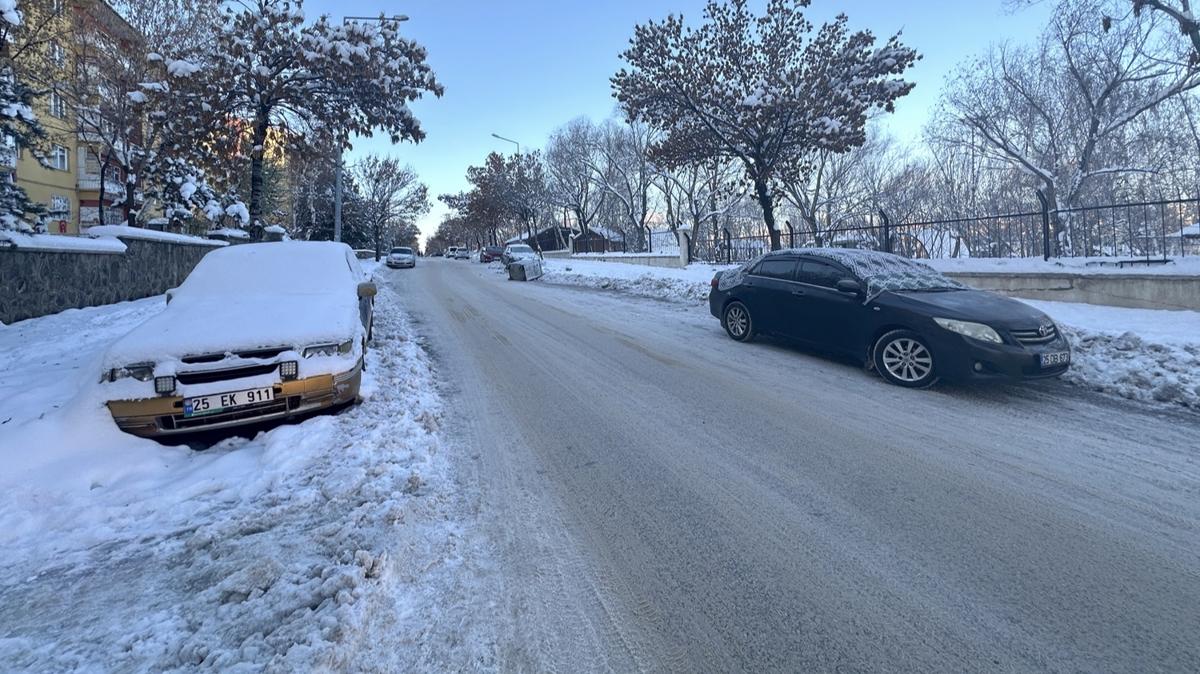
[540, 258, 1200, 408]
[0, 269, 471, 671]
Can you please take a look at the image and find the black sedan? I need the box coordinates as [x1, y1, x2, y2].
[709, 249, 1071, 388]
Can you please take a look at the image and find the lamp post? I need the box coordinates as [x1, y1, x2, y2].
[333, 14, 410, 243]
[491, 132, 542, 255]
[491, 132, 520, 156]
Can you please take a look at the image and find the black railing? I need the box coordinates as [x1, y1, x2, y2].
[690, 196, 1200, 265]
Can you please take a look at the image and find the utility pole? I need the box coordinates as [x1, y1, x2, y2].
[334, 14, 410, 243]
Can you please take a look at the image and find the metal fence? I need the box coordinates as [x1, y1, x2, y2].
[690, 196, 1200, 265]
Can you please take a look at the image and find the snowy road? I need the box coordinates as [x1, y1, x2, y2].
[394, 258, 1200, 672]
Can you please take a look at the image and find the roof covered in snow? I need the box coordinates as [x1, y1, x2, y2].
[85, 225, 227, 247]
[0, 230, 127, 254]
[207, 227, 251, 240]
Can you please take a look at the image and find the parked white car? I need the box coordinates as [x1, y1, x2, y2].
[101, 241, 375, 437]
[386, 246, 416, 269]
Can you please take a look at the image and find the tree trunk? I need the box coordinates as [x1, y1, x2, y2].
[249, 108, 271, 235]
[97, 159, 108, 227]
[125, 180, 137, 227]
[753, 176, 781, 250]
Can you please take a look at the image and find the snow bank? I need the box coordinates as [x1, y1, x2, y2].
[0, 276, 455, 670]
[84, 224, 228, 247]
[1023, 300, 1200, 408]
[541, 258, 734, 303]
[0, 230, 127, 253]
[540, 259, 1200, 408]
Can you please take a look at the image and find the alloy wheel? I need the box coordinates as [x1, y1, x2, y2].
[725, 304, 749, 339]
[881, 338, 933, 383]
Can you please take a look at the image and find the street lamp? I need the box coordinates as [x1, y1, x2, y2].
[333, 14, 411, 244]
[491, 132, 520, 156]
[491, 132, 541, 253]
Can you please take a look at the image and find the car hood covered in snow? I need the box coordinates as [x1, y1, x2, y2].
[886, 289, 1052, 329]
[102, 241, 365, 368]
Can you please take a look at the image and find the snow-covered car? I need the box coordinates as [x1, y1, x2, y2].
[709, 248, 1071, 388]
[386, 246, 416, 269]
[480, 245, 504, 263]
[102, 241, 376, 437]
[501, 243, 538, 266]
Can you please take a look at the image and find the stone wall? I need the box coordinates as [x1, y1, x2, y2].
[570, 253, 685, 269]
[0, 237, 220, 324]
[943, 271, 1200, 312]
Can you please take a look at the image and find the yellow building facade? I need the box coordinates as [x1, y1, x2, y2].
[10, 0, 139, 235]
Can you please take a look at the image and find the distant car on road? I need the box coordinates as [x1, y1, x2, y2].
[501, 244, 538, 266]
[101, 241, 375, 437]
[454, 248, 471, 260]
[709, 248, 1071, 388]
[480, 245, 504, 263]
[386, 246, 416, 269]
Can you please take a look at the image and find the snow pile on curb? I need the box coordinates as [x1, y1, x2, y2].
[540, 259, 1200, 408]
[1023, 300, 1200, 408]
[0, 278, 452, 670]
[541, 258, 732, 303]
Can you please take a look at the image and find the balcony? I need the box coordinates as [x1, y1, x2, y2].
[77, 174, 127, 196]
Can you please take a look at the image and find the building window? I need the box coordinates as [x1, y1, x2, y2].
[50, 144, 69, 171]
[49, 41, 65, 68]
[49, 91, 66, 118]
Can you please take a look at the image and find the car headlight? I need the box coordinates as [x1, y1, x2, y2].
[933, 318, 1003, 344]
[302, 340, 354, 358]
[107, 363, 156, 382]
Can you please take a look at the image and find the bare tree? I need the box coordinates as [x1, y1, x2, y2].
[353, 156, 429, 260]
[939, 0, 1200, 248]
[544, 117, 606, 234]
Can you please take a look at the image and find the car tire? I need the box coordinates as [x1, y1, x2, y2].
[873, 329, 939, 389]
[722, 301, 755, 342]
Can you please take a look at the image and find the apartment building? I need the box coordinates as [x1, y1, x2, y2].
[11, 0, 141, 234]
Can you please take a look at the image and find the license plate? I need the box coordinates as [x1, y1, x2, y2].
[184, 387, 274, 417]
[1039, 352, 1071, 367]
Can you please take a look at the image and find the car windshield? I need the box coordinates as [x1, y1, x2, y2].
[391, 248, 412, 255]
[509, 245, 533, 253]
[762, 248, 966, 300]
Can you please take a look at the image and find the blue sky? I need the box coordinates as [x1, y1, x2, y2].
[304, 0, 1051, 239]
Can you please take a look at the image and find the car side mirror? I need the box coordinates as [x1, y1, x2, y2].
[357, 282, 378, 299]
[165, 288, 176, 305]
[836, 278, 862, 294]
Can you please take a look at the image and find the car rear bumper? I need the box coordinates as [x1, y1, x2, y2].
[107, 361, 362, 437]
[930, 332, 1072, 383]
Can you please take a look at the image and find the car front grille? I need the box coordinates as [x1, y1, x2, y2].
[181, 347, 289, 364]
[1011, 325, 1059, 345]
[176, 362, 279, 385]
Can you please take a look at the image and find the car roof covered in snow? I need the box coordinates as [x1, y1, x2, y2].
[722, 247, 964, 300]
[179, 241, 363, 298]
[102, 242, 365, 367]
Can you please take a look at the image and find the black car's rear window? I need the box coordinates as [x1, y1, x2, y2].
[754, 258, 797, 281]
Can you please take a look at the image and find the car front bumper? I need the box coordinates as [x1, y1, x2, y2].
[928, 331, 1072, 383]
[387, 259, 415, 268]
[106, 361, 362, 438]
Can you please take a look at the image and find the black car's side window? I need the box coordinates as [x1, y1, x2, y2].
[797, 260, 848, 289]
[753, 258, 798, 281]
